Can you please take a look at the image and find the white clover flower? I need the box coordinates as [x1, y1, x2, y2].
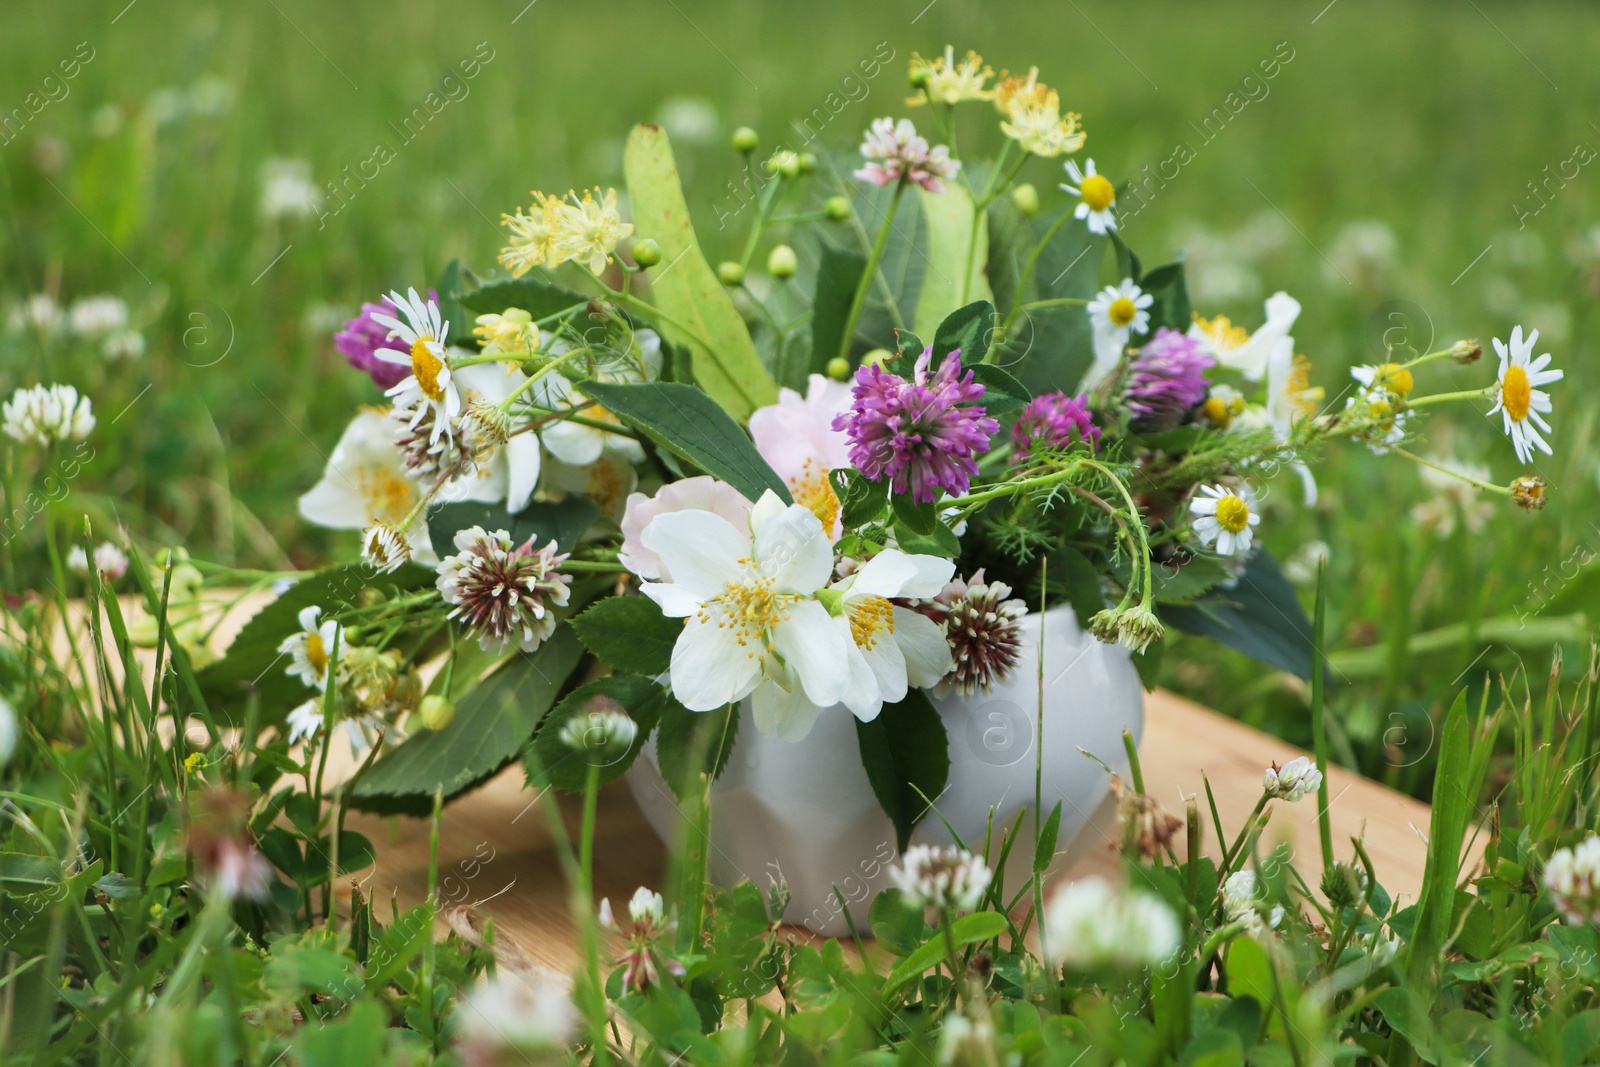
[0, 695, 16, 768]
[259, 157, 323, 222]
[3, 384, 95, 446]
[1043, 877, 1181, 971]
[1488, 325, 1562, 464]
[1222, 869, 1285, 933]
[890, 845, 993, 913]
[102, 330, 146, 361]
[67, 295, 130, 337]
[1411, 454, 1496, 537]
[1263, 756, 1322, 802]
[558, 706, 638, 758]
[7, 293, 63, 335]
[1546, 836, 1600, 925]
[937, 1012, 998, 1067]
[68, 542, 128, 581]
[854, 117, 961, 193]
[599, 886, 667, 934]
[437, 527, 571, 655]
[453, 970, 578, 1061]
[1190, 483, 1261, 557]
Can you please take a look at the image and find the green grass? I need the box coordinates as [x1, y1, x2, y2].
[3, 0, 1599, 783]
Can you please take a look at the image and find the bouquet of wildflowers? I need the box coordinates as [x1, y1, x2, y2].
[158, 47, 1562, 839]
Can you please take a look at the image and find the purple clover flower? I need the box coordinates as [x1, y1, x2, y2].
[1011, 391, 1100, 460]
[833, 348, 999, 504]
[1122, 327, 1214, 432]
[336, 290, 440, 390]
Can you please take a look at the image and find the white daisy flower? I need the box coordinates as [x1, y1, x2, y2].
[1487, 325, 1562, 464]
[826, 549, 955, 722]
[1082, 279, 1152, 389]
[638, 490, 849, 740]
[1189, 291, 1301, 382]
[1190, 482, 1261, 557]
[284, 700, 325, 746]
[278, 605, 345, 692]
[1061, 157, 1116, 235]
[370, 289, 460, 444]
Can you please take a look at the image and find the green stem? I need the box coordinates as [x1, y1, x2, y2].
[1404, 386, 1494, 408]
[836, 181, 908, 363]
[1002, 208, 1078, 332]
[579, 763, 611, 1064]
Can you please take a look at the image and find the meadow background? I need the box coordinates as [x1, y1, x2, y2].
[3, 0, 1598, 794]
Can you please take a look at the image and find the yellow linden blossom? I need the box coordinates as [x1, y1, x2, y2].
[552, 187, 634, 275]
[994, 68, 1085, 158]
[474, 308, 541, 355]
[908, 46, 994, 106]
[1201, 387, 1246, 430]
[500, 192, 562, 277]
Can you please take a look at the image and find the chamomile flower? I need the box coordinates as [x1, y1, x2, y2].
[278, 606, 345, 692]
[1350, 361, 1415, 400]
[370, 289, 460, 444]
[1082, 279, 1152, 387]
[1190, 483, 1261, 557]
[1061, 158, 1116, 235]
[1487, 326, 1562, 464]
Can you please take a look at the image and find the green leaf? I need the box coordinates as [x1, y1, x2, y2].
[931, 300, 995, 364]
[891, 493, 937, 535]
[294, 1001, 388, 1067]
[881, 911, 1007, 996]
[1162, 549, 1321, 680]
[569, 595, 680, 676]
[1560, 1009, 1600, 1067]
[1223, 935, 1276, 1011]
[894, 521, 961, 558]
[459, 274, 591, 320]
[1054, 545, 1106, 631]
[193, 563, 435, 727]
[580, 380, 790, 505]
[1406, 690, 1481, 985]
[1112, 553, 1231, 605]
[968, 363, 1030, 415]
[913, 186, 992, 338]
[527, 674, 673, 791]
[1111, 231, 1143, 283]
[1034, 802, 1063, 873]
[895, 329, 926, 359]
[831, 468, 888, 528]
[855, 689, 950, 851]
[433, 258, 467, 348]
[867, 889, 927, 956]
[427, 497, 600, 556]
[1140, 261, 1192, 335]
[351, 627, 584, 809]
[624, 124, 777, 420]
[990, 204, 1103, 397]
[264, 947, 359, 998]
[655, 700, 741, 802]
[810, 244, 867, 374]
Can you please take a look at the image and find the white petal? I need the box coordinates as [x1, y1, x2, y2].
[894, 608, 954, 687]
[751, 679, 825, 742]
[753, 505, 833, 594]
[771, 600, 847, 708]
[641, 510, 750, 600]
[504, 433, 541, 515]
[641, 581, 703, 619]
[669, 614, 760, 711]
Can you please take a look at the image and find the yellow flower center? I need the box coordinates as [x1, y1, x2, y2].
[1109, 297, 1137, 328]
[846, 595, 896, 651]
[702, 567, 797, 658]
[1501, 365, 1531, 422]
[1374, 363, 1414, 398]
[306, 633, 328, 678]
[790, 461, 841, 532]
[1202, 396, 1233, 429]
[1368, 397, 1396, 431]
[1079, 173, 1115, 212]
[411, 338, 446, 402]
[1214, 495, 1251, 534]
[359, 464, 418, 524]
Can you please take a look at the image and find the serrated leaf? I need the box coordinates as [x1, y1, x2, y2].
[891, 493, 937, 535]
[459, 274, 591, 320]
[427, 497, 600, 557]
[855, 689, 950, 851]
[894, 521, 960, 558]
[527, 674, 673, 792]
[569, 596, 679, 676]
[895, 329, 925, 358]
[655, 700, 740, 802]
[351, 627, 584, 807]
[831, 468, 888, 528]
[580, 380, 790, 504]
[624, 124, 777, 419]
[931, 300, 995, 364]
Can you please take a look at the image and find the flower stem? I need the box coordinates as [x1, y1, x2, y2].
[837, 181, 908, 363]
[1404, 386, 1494, 408]
[1386, 446, 1508, 494]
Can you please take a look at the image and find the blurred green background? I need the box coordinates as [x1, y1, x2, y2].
[3, 0, 1598, 788]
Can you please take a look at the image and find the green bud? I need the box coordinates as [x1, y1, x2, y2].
[717, 261, 746, 286]
[732, 126, 759, 154]
[767, 244, 798, 279]
[632, 238, 662, 268]
[797, 152, 818, 174]
[825, 196, 852, 221]
[861, 348, 894, 369]
[1012, 182, 1040, 217]
[825, 356, 852, 381]
[765, 150, 800, 178]
[909, 66, 931, 90]
[419, 694, 456, 732]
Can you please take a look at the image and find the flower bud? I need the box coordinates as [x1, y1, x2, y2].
[1450, 338, 1482, 364]
[765, 150, 800, 178]
[824, 195, 851, 221]
[797, 152, 818, 174]
[1012, 182, 1040, 217]
[825, 356, 852, 382]
[716, 260, 745, 286]
[767, 244, 797, 279]
[632, 238, 662, 268]
[420, 694, 456, 731]
[861, 348, 894, 368]
[1510, 473, 1548, 511]
[909, 65, 931, 90]
[731, 126, 759, 154]
[1320, 861, 1363, 909]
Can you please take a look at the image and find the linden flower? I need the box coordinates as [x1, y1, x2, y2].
[371, 289, 460, 445]
[748, 374, 854, 540]
[637, 491, 848, 740]
[552, 187, 633, 274]
[1189, 291, 1301, 382]
[908, 46, 994, 106]
[995, 68, 1085, 158]
[1190, 482, 1261, 557]
[1488, 325, 1562, 464]
[825, 550, 955, 722]
[473, 307, 540, 356]
[499, 192, 562, 278]
[1083, 279, 1152, 387]
[1061, 158, 1116, 235]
